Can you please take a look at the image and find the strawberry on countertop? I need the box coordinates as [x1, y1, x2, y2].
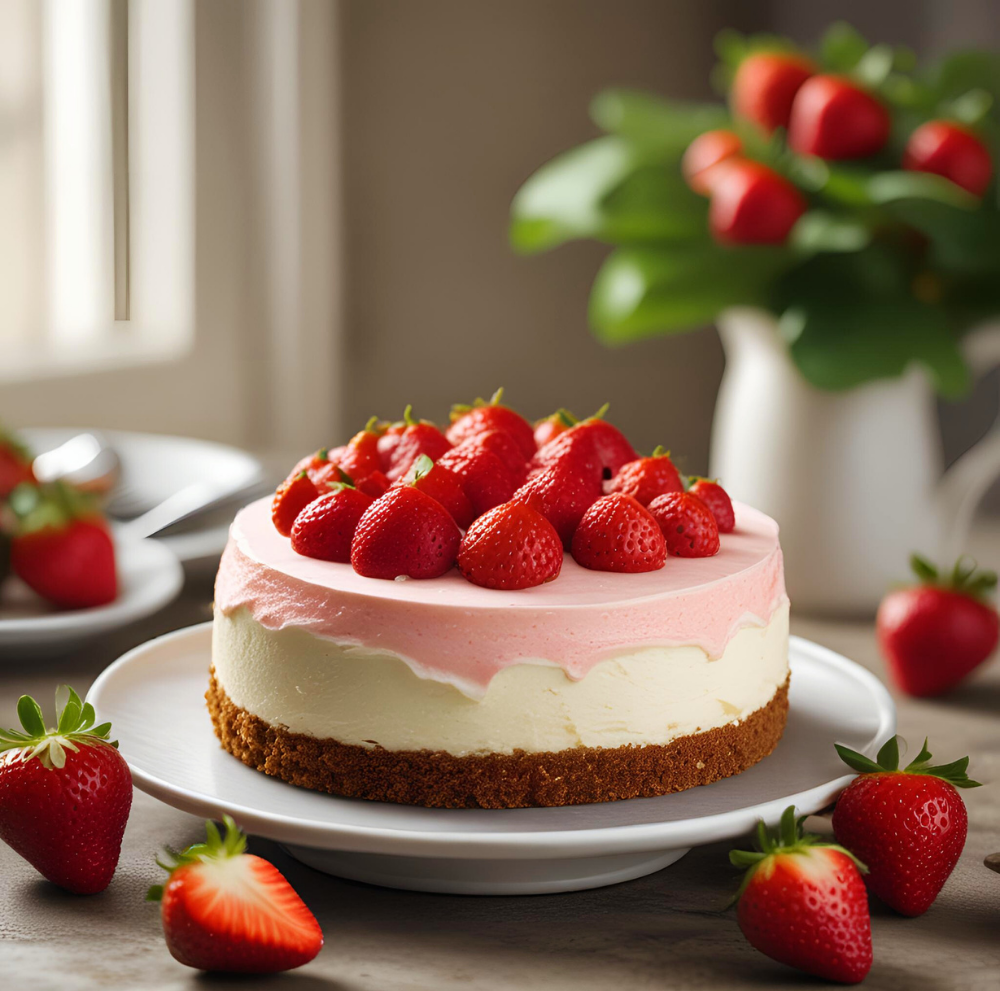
[688, 477, 735, 533]
[832, 735, 979, 917]
[730, 806, 871, 985]
[384, 406, 453, 482]
[0, 686, 132, 894]
[647, 490, 720, 558]
[607, 447, 683, 506]
[877, 555, 998, 697]
[8, 482, 118, 609]
[447, 388, 537, 460]
[571, 493, 666, 573]
[148, 815, 322, 973]
[290, 472, 374, 562]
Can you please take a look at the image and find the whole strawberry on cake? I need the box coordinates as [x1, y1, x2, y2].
[210, 392, 789, 808]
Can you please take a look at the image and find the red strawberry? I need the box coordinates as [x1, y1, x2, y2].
[513, 463, 602, 549]
[732, 51, 814, 134]
[0, 426, 34, 497]
[688, 477, 736, 533]
[539, 405, 636, 478]
[529, 423, 604, 484]
[832, 736, 979, 917]
[458, 501, 563, 590]
[709, 159, 806, 245]
[272, 471, 320, 537]
[877, 555, 999, 697]
[607, 447, 683, 505]
[351, 485, 460, 579]
[730, 806, 872, 984]
[904, 120, 992, 198]
[147, 815, 322, 973]
[571, 493, 666, 573]
[788, 75, 890, 160]
[447, 388, 536, 460]
[290, 477, 374, 562]
[648, 491, 720, 558]
[288, 448, 336, 485]
[394, 454, 474, 529]
[682, 129, 743, 195]
[454, 429, 529, 488]
[0, 687, 132, 894]
[354, 469, 390, 499]
[385, 406, 452, 482]
[376, 420, 406, 471]
[9, 483, 117, 609]
[438, 445, 515, 520]
[337, 417, 384, 480]
[533, 409, 577, 450]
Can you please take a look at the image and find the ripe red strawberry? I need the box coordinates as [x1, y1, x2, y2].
[447, 388, 536, 460]
[337, 417, 384, 480]
[513, 463, 602, 549]
[0, 687, 132, 894]
[877, 555, 999, 697]
[571, 493, 666, 573]
[730, 806, 871, 984]
[376, 420, 406, 471]
[788, 75, 890, 160]
[288, 448, 336, 485]
[607, 447, 683, 505]
[682, 129, 743, 195]
[732, 51, 814, 134]
[354, 469, 390, 498]
[533, 409, 577, 449]
[0, 426, 34, 497]
[648, 491, 720, 558]
[9, 482, 117, 609]
[688, 477, 736, 533]
[393, 454, 474, 529]
[904, 120, 992, 197]
[832, 735, 979, 917]
[709, 159, 806, 245]
[351, 485, 460, 579]
[272, 471, 320, 537]
[458, 501, 563, 590]
[385, 406, 452, 482]
[438, 445, 515, 520]
[454, 429, 529, 488]
[147, 815, 322, 973]
[290, 476, 373, 562]
[529, 423, 604, 483]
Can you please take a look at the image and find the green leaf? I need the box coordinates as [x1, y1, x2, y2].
[924, 50, 1000, 107]
[944, 88, 994, 126]
[589, 90, 729, 154]
[876, 735, 900, 770]
[791, 211, 870, 253]
[820, 22, 869, 72]
[598, 166, 709, 243]
[868, 171, 979, 209]
[17, 695, 45, 738]
[854, 45, 895, 89]
[885, 198, 1000, 273]
[834, 743, 885, 775]
[910, 553, 939, 583]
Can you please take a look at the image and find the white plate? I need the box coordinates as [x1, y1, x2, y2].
[89, 624, 895, 895]
[20, 429, 263, 568]
[0, 538, 184, 656]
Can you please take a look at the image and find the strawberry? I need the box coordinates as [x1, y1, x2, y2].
[351, 485, 460, 579]
[513, 462, 602, 549]
[9, 482, 117, 609]
[607, 447, 683, 506]
[385, 406, 452, 482]
[533, 409, 577, 450]
[147, 815, 322, 973]
[832, 735, 980, 917]
[571, 493, 666, 573]
[730, 806, 871, 984]
[904, 120, 992, 198]
[377, 420, 406, 471]
[447, 388, 536, 460]
[648, 491, 720, 558]
[732, 51, 814, 134]
[394, 454, 474, 529]
[0, 687, 132, 894]
[0, 426, 34, 497]
[458, 501, 563, 590]
[688, 477, 736, 532]
[288, 448, 336, 485]
[546, 405, 637, 478]
[271, 471, 320, 537]
[438, 445, 515, 520]
[877, 555, 999, 697]
[709, 159, 806, 245]
[355, 469, 391, 498]
[290, 475, 374, 562]
[788, 75, 890, 160]
[454, 429, 529, 488]
[682, 129, 743, 195]
[529, 423, 604, 484]
[337, 417, 384, 481]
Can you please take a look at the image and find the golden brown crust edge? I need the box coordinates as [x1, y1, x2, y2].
[206, 672, 789, 809]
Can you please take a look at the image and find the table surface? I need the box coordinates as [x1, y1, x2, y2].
[2, 570, 998, 991]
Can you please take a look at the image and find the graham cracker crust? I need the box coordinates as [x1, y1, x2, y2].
[206, 672, 789, 809]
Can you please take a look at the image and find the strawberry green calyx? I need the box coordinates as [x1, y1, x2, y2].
[363, 416, 384, 435]
[146, 815, 247, 902]
[587, 402, 610, 422]
[651, 446, 671, 458]
[325, 467, 356, 494]
[835, 735, 981, 788]
[450, 388, 508, 420]
[8, 480, 103, 536]
[909, 553, 997, 600]
[729, 805, 866, 901]
[0, 686, 116, 769]
[407, 454, 435, 484]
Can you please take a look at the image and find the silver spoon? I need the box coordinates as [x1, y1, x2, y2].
[31, 433, 121, 492]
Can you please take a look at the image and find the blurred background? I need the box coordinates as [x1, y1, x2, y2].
[2, 0, 999, 472]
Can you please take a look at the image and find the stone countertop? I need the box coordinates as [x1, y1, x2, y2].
[1, 575, 998, 991]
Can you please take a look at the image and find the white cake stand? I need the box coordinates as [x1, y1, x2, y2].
[88, 623, 894, 895]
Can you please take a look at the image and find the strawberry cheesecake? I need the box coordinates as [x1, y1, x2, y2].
[209, 396, 789, 808]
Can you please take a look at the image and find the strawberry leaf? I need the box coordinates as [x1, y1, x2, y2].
[16, 695, 45, 737]
[837, 735, 982, 788]
[834, 743, 885, 774]
[148, 815, 249, 901]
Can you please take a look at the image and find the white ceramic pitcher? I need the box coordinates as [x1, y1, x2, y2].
[710, 307, 1000, 616]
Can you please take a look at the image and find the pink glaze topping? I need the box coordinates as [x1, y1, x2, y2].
[215, 497, 787, 696]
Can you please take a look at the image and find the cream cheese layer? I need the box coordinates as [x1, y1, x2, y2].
[215, 496, 787, 698]
[213, 602, 789, 756]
